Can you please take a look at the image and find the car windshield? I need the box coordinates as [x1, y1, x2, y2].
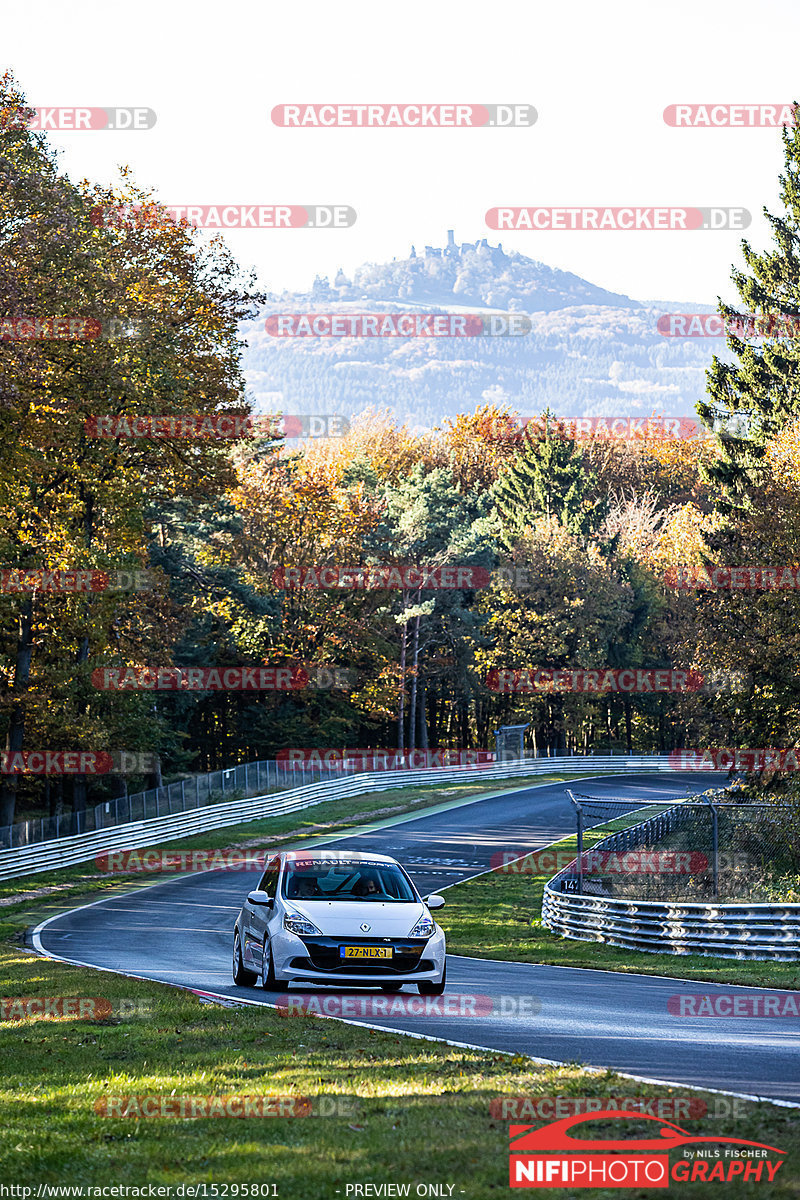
[282, 859, 417, 902]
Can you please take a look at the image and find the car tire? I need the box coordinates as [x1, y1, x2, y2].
[232, 930, 257, 987]
[261, 937, 281, 991]
[418, 964, 446, 996]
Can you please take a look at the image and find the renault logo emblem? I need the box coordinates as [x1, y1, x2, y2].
[360, 923, 371, 932]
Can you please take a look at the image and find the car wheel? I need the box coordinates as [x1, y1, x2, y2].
[232, 930, 257, 987]
[418, 964, 446, 996]
[261, 937, 281, 991]
[380, 983, 403, 992]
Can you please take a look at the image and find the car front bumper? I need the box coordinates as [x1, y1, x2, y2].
[271, 928, 446, 982]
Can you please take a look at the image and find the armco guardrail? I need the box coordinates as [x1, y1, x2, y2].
[0, 754, 678, 881]
[542, 810, 800, 961]
[3, 758, 342, 849]
[541, 889, 800, 961]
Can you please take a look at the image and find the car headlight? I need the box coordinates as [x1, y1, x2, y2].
[284, 912, 322, 937]
[409, 916, 435, 938]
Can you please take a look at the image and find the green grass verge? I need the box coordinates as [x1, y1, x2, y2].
[438, 830, 800, 990]
[0, 946, 796, 1195]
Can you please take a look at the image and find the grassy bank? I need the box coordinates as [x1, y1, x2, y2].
[438, 830, 800, 990]
[0, 945, 796, 1196]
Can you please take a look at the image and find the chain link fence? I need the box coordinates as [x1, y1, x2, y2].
[560, 789, 800, 902]
[0, 758, 382, 850]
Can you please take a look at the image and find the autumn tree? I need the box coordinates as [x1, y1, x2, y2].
[0, 72, 264, 825]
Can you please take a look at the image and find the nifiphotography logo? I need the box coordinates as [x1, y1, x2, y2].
[507, 1110, 785, 1188]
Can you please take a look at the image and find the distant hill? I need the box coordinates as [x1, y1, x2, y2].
[240, 234, 722, 431]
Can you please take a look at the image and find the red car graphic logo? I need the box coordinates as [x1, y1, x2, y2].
[510, 1109, 784, 1154]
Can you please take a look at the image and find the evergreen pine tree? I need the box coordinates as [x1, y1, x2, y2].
[699, 102, 800, 517]
[491, 416, 607, 545]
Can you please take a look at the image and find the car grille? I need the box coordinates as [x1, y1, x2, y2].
[291, 936, 430, 974]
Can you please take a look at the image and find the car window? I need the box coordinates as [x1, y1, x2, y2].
[258, 857, 280, 898]
[282, 859, 417, 902]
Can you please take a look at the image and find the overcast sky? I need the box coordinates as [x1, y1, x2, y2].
[4, 0, 799, 306]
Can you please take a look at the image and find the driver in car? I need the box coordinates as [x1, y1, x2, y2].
[293, 875, 321, 899]
[354, 875, 380, 897]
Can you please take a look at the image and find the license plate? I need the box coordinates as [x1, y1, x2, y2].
[339, 945, 393, 959]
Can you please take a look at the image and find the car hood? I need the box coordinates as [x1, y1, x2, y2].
[285, 899, 427, 937]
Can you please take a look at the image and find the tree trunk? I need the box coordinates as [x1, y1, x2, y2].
[70, 624, 91, 821]
[397, 615, 407, 754]
[69, 485, 95, 821]
[0, 594, 34, 829]
[418, 673, 429, 751]
[428, 686, 438, 747]
[409, 614, 421, 753]
[624, 695, 633, 754]
[459, 701, 470, 748]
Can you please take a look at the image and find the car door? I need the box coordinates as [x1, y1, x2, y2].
[242, 856, 280, 967]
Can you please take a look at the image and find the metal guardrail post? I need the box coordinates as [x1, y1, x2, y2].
[566, 789, 583, 894]
[701, 793, 719, 899]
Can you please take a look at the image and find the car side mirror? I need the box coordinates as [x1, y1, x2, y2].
[247, 890, 274, 907]
[424, 894, 445, 910]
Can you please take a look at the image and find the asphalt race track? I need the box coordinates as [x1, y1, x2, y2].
[32, 772, 800, 1104]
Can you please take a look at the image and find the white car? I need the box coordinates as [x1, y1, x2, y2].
[232, 849, 447, 994]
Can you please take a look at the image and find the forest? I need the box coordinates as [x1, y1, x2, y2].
[2, 70, 800, 829]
